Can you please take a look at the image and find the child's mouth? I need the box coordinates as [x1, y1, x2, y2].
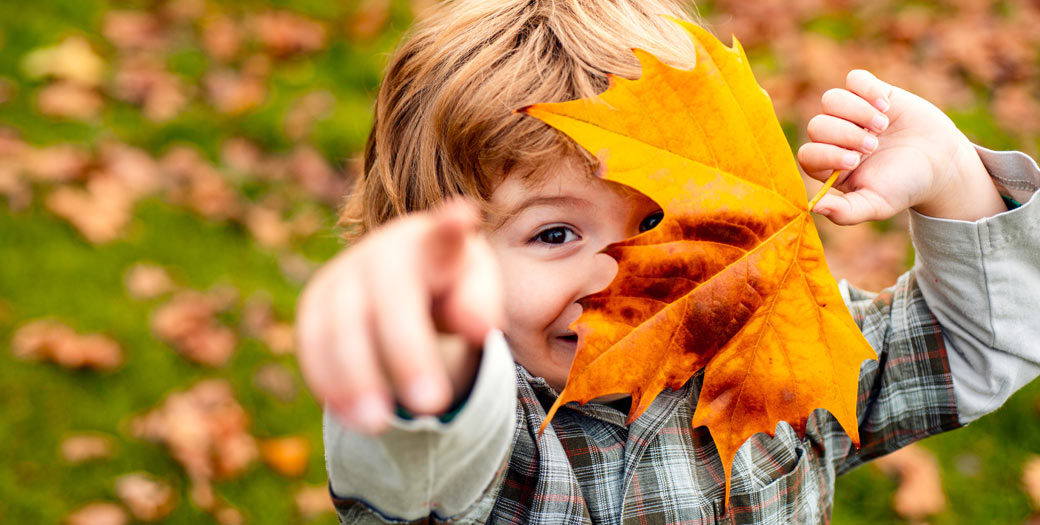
[557, 334, 578, 345]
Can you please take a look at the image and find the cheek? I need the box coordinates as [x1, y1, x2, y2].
[498, 256, 572, 340]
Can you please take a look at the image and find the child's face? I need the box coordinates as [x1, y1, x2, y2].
[485, 157, 662, 391]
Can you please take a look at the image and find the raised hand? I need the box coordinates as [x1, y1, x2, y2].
[295, 199, 504, 434]
[798, 69, 1006, 224]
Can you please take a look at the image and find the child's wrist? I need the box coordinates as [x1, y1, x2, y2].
[912, 141, 1006, 221]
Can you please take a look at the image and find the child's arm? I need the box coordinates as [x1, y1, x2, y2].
[296, 201, 517, 520]
[798, 70, 1040, 457]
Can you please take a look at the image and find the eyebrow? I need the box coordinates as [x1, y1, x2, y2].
[490, 195, 592, 231]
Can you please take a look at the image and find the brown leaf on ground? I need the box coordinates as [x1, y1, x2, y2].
[253, 363, 298, 402]
[248, 11, 328, 57]
[278, 253, 317, 284]
[348, 0, 391, 42]
[21, 144, 90, 183]
[99, 142, 162, 198]
[152, 290, 238, 367]
[993, 83, 1040, 137]
[162, 0, 205, 23]
[287, 145, 349, 204]
[61, 432, 115, 463]
[22, 36, 105, 87]
[214, 507, 245, 525]
[1023, 455, 1040, 509]
[203, 68, 266, 115]
[241, 295, 295, 354]
[65, 502, 128, 525]
[102, 11, 166, 52]
[46, 176, 134, 244]
[295, 484, 335, 520]
[259, 436, 310, 477]
[874, 444, 946, 520]
[12, 319, 123, 371]
[130, 379, 257, 510]
[159, 146, 241, 220]
[36, 82, 104, 120]
[0, 163, 31, 211]
[124, 263, 175, 300]
[201, 14, 242, 62]
[243, 204, 291, 249]
[111, 56, 190, 122]
[284, 91, 335, 141]
[114, 472, 177, 522]
[221, 137, 262, 175]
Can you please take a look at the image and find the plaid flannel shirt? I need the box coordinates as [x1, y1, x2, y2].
[333, 271, 960, 524]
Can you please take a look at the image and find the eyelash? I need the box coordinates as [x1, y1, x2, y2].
[528, 225, 579, 246]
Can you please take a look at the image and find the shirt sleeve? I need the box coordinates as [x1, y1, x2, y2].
[834, 146, 1040, 473]
[323, 329, 518, 522]
[910, 146, 1040, 424]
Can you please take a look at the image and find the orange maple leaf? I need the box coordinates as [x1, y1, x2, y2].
[519, 19, 877, 506]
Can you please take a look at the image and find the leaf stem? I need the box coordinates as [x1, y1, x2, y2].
[808, 170, 840, 212]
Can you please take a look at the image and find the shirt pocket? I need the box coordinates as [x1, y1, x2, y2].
[721, 431, 827, 524]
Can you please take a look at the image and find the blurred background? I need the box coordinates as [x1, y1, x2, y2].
[0, 0, 1038, 523]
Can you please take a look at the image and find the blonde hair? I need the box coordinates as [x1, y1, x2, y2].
[341, 0, 701, 237]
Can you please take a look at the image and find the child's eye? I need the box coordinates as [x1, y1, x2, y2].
[639, 211, 664, 233]
[531, 225, 578, 245]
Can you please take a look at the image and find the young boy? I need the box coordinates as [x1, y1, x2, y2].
[295, 0, 1040, 522]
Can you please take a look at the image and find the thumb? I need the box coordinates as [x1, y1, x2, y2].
[813, 192, 882, 226]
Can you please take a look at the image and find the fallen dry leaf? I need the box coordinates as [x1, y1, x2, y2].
[12, 319, 123, 371]
[22, 36, 105, 87]
[243, 204, 291, 249]
[152, 290, 238, 367]
[36, 82, 104, 120]
[241, 294, 295, 354]
[287, 145, 349, 204]
[348, 0, 391, 42]
[523, 21, 876, 505]
[295, 484, 335, 520]
[130, 379, 257, 510]
[102, 10, 166, 52]
[65, 502, 128, 525]
[124, 263, 175, 300]
[204, 69, 266, 115]
[20, 144, 90, 183]
[61, 432, 115, 463]
[284, 91, 335, 141]
[259, 435, 310, 477]
[114, 472, 177, 522]
[1024, 455, 1040, 509]
[46, 176, 134, 244]
[111, 56, 189, 122]
[248, 11, 327, 57]
[253, 362, 298, 402]
[874, 444, 946, 520]
[201, 14, 243, 62]
[159, 146, 242, 220]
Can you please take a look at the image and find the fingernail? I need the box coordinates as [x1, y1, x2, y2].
[871, 114, 888, 132]
[352, 395, 389, 431]
[816, 207, 830, 217]
[843, 152, 860, 168]
[862, 134, 878, 152]
[407, 377, 447, 413]
[875, 98, 890, 112]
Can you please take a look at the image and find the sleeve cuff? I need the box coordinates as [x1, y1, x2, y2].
[324, 329, 517, 520]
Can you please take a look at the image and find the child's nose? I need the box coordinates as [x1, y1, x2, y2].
[582, 251, 619, 298]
